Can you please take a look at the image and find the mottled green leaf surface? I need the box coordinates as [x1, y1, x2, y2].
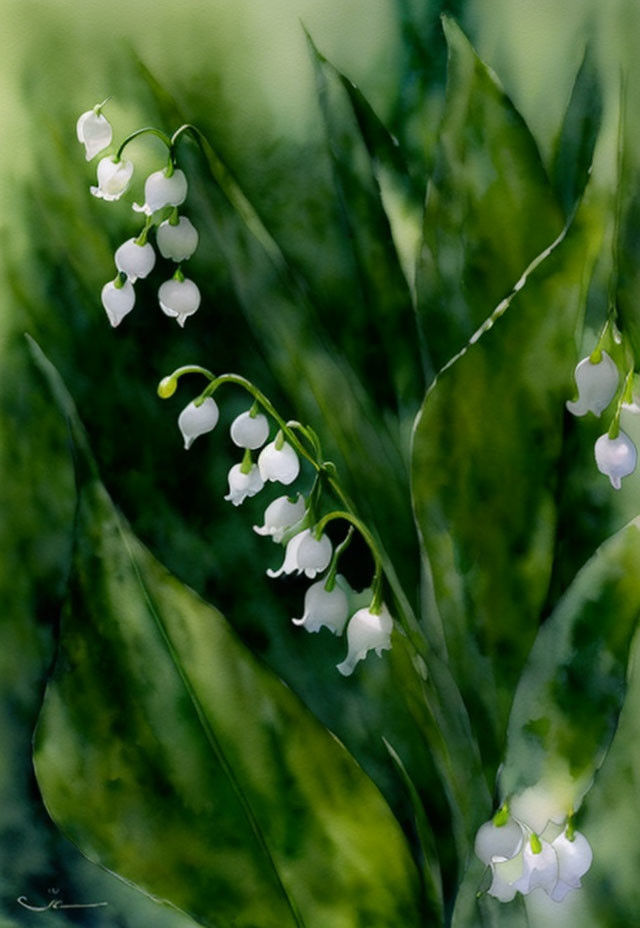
[412, 206, 601, 770]
[417, 16, 564, 377]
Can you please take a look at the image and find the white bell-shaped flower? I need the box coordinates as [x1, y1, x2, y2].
[253, 494, 306, 543]
[488, 851, 525, 902]
[230, 410, 270, 450]
[548, 829, 593, 901]
[158, 278, 201, 327]
[258, 438, 300, 485]
[267, 528, 332, 579]
[292, 576, 350, 634]
[133, 168, 188, 215]
[91, 156, 134, 201]
[157, 216, 199, 261]
[475, 817, 524, 866]
[101, 279, 135, 327]
[512, 837, 558, 896]
[178, 397, 219, 450]
[224, 463, 264, 506]
[594, 430, 637, 489]
[336, 604, 393, 676]
[77, 108, 112, 160]
[114, 239, 156, 282]
[566, 351, 619, 417]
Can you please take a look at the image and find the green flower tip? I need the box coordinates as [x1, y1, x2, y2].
[530, 832, 542, 855]
[492, 803, 510, 827]
[157, 376, 178, 399]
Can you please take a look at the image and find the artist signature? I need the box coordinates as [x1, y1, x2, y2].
[17, 889, 108, 912]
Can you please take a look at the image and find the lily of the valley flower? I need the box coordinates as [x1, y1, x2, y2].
[267, 528, 332, 579]
[566, 351, 619, 417]
[114, 239, 156, 282]
[158, 278, 201, 327]
[230, 410, 270, 450]
[336, 604, 393, 676]
[292, 576, 350, 635]
[258, 438, 300, 485]
[178, 397, 219, 450]
[549, 829, 593, 902]
[224, 463, 264, 506]
[77, 107, 112, 160]
[594, 430, 637, 489]
[101, 278, 135, 327]
[253, 494, 306, 542]
[157, 216, 199, 261]
[91, 156, 134, 201]
[133, 168, 188, 215]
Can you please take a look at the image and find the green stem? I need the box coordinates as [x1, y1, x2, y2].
[608, 367, 634, 438]
[115, 127, 173, 161]
[314, 510, 383, 608]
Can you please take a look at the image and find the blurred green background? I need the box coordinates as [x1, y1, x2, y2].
[3, 1, 640, 926]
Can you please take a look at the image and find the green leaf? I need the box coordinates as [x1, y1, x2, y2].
[412, 203, 602, 771]
[30, 343, 424, 928]
[417, 16, 564, 377]
[499, 515, 640, 814]
[550, 46, 602, 218]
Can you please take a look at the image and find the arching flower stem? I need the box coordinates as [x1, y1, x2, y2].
[323, 527, 354, 592]
[608, 367, 634, 439]
[314, 510, 384, 613]
[115, 127, 173, 162]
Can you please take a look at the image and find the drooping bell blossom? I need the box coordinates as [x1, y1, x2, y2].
[178, 397, 219, 450]
[133, 168, 188, 215]
[253, 494, 306, 543]
[114, 239, 156, 282]
[157, 216, 199, 261]
[594, 430, 637, 489]
[76, 108, 112, 160]
[336, 604, 393, 676]
[158, 278, 201, 327]
[475, 817, 525, 867]
[230, 410, 270, 450]
[511, 836, 559, 896]
[101, 279, 135, 327]
[566, 351, 619, 417]
[548, 829, 593, 902]
[292, 576, 350, 635]
[267, 528, 332, 579]
[258, 438, 300, 485]
[224, 463, 264, 506]
[91, 156, 134, 201]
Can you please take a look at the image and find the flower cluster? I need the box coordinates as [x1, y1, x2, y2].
[77, 103, 201, 328]
[567, 346, 638, 489]
[475, 808, 592, 904]
[170, 381, 394, 676]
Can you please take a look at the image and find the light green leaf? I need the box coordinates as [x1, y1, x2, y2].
[30, 341, 424, 928]
[417, 16, 564, 377]
[412, 204, 602, 772]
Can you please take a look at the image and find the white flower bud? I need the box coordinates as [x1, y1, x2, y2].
[91, 156, 134, 201]
[133, 168, 188, 215]
[336, 604, 393, 676]
[77, 109, 112, 160]
[114, 239, 156, 282]
[158, 278, 201, 327]
[157, 216, 199, 261]
[101, 279, 135, 327]
[266, 528, 332, 579]
[253, 494, 306, 542]
[566, 351, 619, 417]
[594, 430, 637, 489]
[230, 410, 270, 450]
[224, 463, 264, 506]
[292, 576, 350, 634]
[178, 397, 219, 450]
[258, 439, 300, 485]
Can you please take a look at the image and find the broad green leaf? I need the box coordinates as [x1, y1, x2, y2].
[30, 342, 424, 928]
[549, 47, 602, 218]
[417, 16, 564, 377]
[498, 516, 640, 814]
[412, 204, 602, 771]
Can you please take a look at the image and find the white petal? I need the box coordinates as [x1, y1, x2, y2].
[552, 830, 592, 888]
[258, 440, 300, 485]
[266, 532, 305, 578]
[101, 280, 135, 327]
[157, 216, 199, 261]
[91, 157, 134, 201]
[253, 494, 306, 541]
[230, 411, 270, 450]
[292, 576, 350, 634]
[296, 531, 332, 578]
[475, 818, 524, 865]
[114, 239, 156, 282]
[77, 110, 112, 160]
[178, 397, 219, 450]
[594, 431, 637, 489]
[566, 352, 619, 417]
[336, 604, 393, 676]
[224, 463, 264, 506]
[138, 168, 188, 214]
[158, 278, 201, 323]
[512, 839, 558, 895]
